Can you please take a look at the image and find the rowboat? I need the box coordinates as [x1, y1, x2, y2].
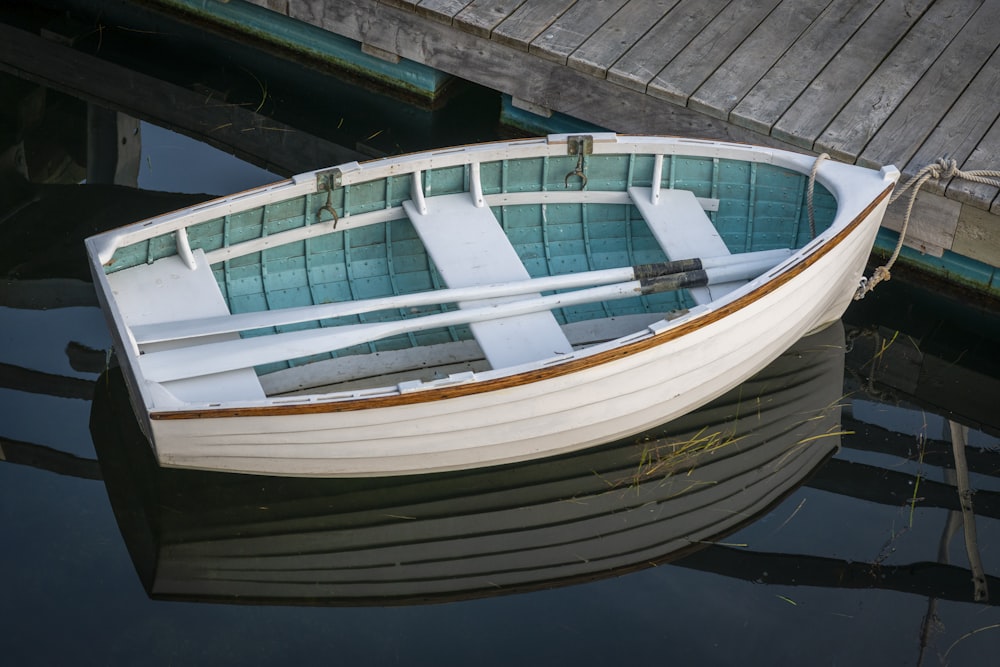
[91, 323, 845, 605]
[85, 133, 898, 477]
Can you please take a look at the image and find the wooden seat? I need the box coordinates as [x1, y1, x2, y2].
[403, 192, 573, 369]
[629, 187, 740, 304]
[108, 249, 266, 401]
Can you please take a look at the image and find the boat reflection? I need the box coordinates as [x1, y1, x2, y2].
[91, 322, 846, 606]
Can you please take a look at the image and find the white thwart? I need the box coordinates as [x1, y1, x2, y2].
[630, 187, 734, 304]
[403, 191, 573, 368]
[107, 249, 265, 403]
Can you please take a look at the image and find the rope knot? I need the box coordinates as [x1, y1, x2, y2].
[858, 155, 1000, 300]
[854, 265, 891, 301]
[930, 157, 959, 181]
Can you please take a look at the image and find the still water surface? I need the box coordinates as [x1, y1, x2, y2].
[2, 33, 1000, 667]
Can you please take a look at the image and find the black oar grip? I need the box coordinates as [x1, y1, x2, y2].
[633, 259, 703, 281]
[639, 268, 710, 294]
[635, 259, 707, 294]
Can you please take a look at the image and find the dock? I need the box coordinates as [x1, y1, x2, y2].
[237, 0, 1000, 296]
[3, 0, 1000, 296]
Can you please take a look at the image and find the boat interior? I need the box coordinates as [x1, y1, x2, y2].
[100, 149, 837, 399]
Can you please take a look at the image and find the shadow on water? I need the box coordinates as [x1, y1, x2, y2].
[2, 4, 1000, 665]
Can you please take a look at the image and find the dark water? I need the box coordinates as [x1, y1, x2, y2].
[2, 8, 1000, 667]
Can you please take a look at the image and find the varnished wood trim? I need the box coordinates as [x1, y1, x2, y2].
[152, 185, 892, 421]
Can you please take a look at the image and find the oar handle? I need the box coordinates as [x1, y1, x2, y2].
[133, 249, 791, 346]
[138, 251, 786, 383]
[638, 268, 710, 294]
[139, 281, 642, 383]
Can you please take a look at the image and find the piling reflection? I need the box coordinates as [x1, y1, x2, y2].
[91, 323, 846, 606]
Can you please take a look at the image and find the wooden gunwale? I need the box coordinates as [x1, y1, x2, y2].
[150, 184, 892, 421]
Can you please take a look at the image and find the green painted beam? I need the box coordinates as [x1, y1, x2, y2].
[874, 229, 1000, 298]
[148, 0, 452, 102]
[499, 95, 607, 136]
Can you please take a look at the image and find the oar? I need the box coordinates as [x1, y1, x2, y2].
[138, 254, 784, 383]
[132, 248, 791, 344]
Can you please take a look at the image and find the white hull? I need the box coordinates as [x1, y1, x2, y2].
[87, 134, 897, 477]
[152, 200, 883, 476]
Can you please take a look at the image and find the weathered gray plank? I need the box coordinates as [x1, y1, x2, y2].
[814, 0, 984, 163]
[728, 0, 881, 135]
[301, 0, 799, 149]
[858, 0, 1000, 172]
[769, 0, 934, 150]
[688, 0, 830, 121]
[492, 0, 578, 51]
[953, 205, 1000, 263]
[527, 0, 629, 65]
[381, 0, 418, 10]
[898, 45, 1000, 200]
[606, 0, 729, 93]
[414, 0, 474, 24]
[646, 0, 783, 107]
[946, 118, 1000, 215]
[879, 190, 960, 257]
[453, 0, 528, 38]
[566, 0, 681, 78]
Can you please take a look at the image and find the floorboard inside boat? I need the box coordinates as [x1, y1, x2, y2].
[258, 313, 670, 396]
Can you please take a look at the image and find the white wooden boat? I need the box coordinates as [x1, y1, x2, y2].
[85, 133, 898, 477]
[91, 323, 845, 605]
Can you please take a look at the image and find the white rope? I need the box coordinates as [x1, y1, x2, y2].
[854, 158, 1000, 300]
[807, 152, 829, 239]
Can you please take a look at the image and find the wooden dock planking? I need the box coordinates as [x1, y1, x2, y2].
[453, 0, 529, 38]
[408, 1, 472, 25]
[526, 0, 629, 65]
[301, 0, 785, 145]
[858, 0, 1000, 174]
[728, 0, 882, 136]
[492, 0, 577, 51]
[769, 0, 935, 150]
[565, 0, 681, 78]
[605, 0, 730, 94]
[246, 0, 1000, 286]
[813, 0, 983, 164]
[646, 0, 783, 107]
[946, 119, 1000, 216]
[687, 0, 830, 121]
[900, 46, 1000, 199]
[279, 0, 1000, 183]
[378, 0, 417, 8]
